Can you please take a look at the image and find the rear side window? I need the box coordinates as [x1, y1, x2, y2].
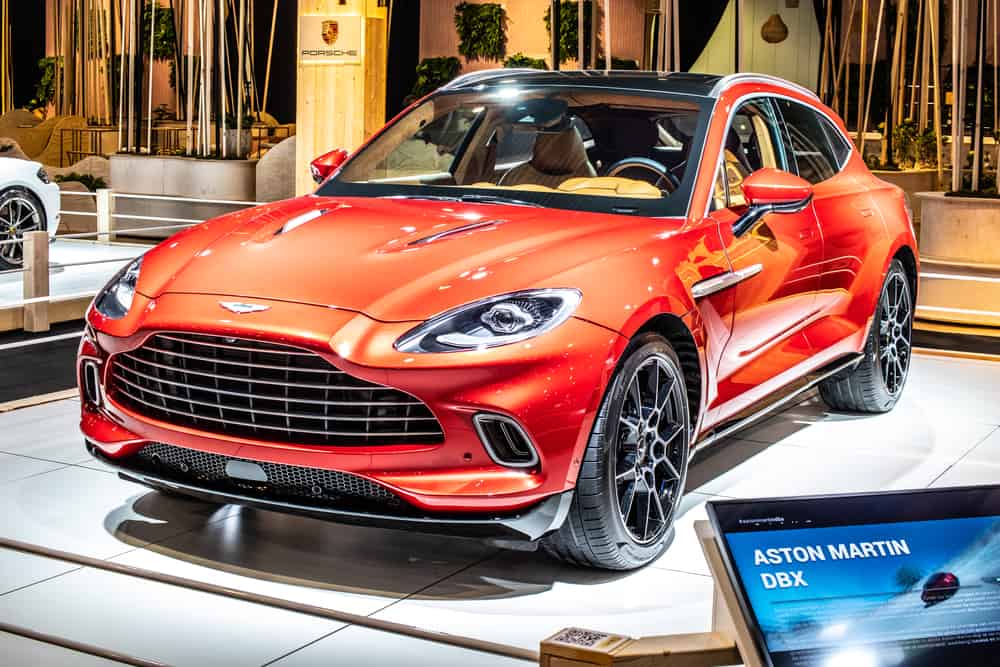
[821, 119, 853, 167]
[775, 99, 841, 184]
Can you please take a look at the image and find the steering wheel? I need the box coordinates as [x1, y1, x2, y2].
[604, 157, 679, 192]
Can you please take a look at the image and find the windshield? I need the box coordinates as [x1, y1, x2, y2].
[318, 86, 710, 217]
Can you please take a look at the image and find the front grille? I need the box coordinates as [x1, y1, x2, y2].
[108, 332, 444, 446]
[132, 442, 406, 509]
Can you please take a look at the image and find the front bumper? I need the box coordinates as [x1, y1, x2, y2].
[81, 292, 624, 516]
[86, 440, 575, 541]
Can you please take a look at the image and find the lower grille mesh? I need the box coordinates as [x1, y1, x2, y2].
[132, 442, 405, 509]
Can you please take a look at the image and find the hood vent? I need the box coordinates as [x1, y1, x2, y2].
[275, 208, 330, 236]
[408, 219, 504, 246]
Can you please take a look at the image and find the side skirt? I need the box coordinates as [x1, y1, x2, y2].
[694, 353, 864, 450]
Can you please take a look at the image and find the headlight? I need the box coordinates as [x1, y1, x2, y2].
[36, 167, 51, 184]
[394, 289, 582, 353]
[94, 257, 143, 319]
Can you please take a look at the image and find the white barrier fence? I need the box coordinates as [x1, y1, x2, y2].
[1, 189, 263, 333]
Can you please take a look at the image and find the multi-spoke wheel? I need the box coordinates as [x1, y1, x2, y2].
[819, 259, 913, 413]
[877, 269, 912, 396]
[614, 355, 687, 545]
[542, 333, 691, 570]
[0, 188, 45, 270]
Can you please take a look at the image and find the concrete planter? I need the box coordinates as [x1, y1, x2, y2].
[915, 191, 1000, 328]
[109, 154, 257, 238]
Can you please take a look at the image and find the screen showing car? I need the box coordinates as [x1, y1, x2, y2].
[708, 487, 1000, 667]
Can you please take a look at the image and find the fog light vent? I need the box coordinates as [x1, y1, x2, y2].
[474, 414, 539, 468]
[82, 361, 102, 407]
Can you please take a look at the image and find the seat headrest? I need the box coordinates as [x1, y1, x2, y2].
[529, 127, 590, 175]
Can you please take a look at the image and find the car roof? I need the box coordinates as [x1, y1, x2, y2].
[441, 70, 819, 102]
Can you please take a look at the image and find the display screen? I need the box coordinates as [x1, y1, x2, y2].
[707, 486, 1000, 667]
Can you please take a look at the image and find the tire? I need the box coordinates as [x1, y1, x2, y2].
[542, 333, 691, 570]
[0, 187, 47, 270]
[818, 259, 913, 413]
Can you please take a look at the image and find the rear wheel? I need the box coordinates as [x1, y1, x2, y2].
[819, 259, 913, 413]
[542, 334, 690, 570]
[0, 187, 46, 270]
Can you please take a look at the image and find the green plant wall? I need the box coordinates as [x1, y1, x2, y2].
[544, 0, 593, 64]
[410, 57, 462, 99]
[454, 2, 507, 61]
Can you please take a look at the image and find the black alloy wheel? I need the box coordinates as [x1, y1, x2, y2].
[877, 268, 913, 396]
[542, 333, 691, 570]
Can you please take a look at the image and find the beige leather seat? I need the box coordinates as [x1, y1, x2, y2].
[499, 127, 596, 188]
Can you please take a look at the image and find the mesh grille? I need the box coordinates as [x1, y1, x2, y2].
[107, 332, 444, 446]
[134, 442, 404, 508]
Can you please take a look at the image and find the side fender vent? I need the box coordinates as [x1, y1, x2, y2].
[474, 413, 539, 468]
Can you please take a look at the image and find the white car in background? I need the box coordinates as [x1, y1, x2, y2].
[0, 157, 61, 270]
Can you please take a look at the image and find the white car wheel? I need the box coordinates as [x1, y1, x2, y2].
[0, 187, 45, 270]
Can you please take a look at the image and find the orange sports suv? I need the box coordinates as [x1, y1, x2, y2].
[79, 71, 918, 569]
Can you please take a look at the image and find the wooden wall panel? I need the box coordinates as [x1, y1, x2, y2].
[295, 0, 386, 195]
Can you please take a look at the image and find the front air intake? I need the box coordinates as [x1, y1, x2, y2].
[82, 361, 102, 407]
[473, 413, 539, 468]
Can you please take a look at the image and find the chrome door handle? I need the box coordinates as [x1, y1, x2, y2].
[691, 264, 763, 299]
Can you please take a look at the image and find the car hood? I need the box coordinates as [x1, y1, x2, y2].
[139, 195, 679, 322]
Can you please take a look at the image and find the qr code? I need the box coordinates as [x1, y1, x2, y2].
[550, 628, 611, 648]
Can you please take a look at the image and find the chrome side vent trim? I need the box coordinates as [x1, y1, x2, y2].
[473, 413, 539, 468]
[691, 264, 763, 299]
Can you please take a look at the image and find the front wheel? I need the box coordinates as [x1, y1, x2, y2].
[0, 187, 46, 270]
[542, 334, 691, 570]
[819, 259, 913, 413]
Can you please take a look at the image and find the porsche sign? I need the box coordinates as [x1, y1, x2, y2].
[300, 15, 362, 63]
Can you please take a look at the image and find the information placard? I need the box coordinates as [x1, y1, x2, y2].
[708, 486, 1000, 667]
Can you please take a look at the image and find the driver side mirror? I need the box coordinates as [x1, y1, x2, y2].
[310, 149, 349, 184]
[735, 168, 813, 234]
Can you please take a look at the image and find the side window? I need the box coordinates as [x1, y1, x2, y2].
[775, 99, 839, 184]
[722, 100, 783, 208]
[821, 118, 853, 167]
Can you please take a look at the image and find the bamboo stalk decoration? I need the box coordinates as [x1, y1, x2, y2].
[918, 0, 932, 129]
[972, 0, 985, 190]
[237, 0, 245, 157]
[603, 0, 610, 73]
[927, 0, 943, 181]
[857, 0, 868, 147]
[262, 0, 278, 116]
[952, 0, 963, 191]
[186, 0, 195, 153]
[994, 0, 999, 172]
[579, 0, 585, 69]
[860, 0, 887, 158]
[832, 0, 858, 116]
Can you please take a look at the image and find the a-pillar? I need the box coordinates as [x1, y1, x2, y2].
[295, 0, 388, 195]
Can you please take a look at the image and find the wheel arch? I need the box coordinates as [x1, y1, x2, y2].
[892, 243, 919, 303]
[632, 313, 704, 434]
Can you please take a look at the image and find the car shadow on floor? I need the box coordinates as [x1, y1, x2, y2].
[100, 395, 878, 603]
[103, 488, 647, 602]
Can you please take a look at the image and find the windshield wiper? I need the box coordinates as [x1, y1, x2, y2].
[456, 194, 542, 208]
[379, 193, 542, 208]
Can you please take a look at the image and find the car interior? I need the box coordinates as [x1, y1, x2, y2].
[338, 92, 703, 200]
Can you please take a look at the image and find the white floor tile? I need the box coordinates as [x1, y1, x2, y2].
[370, 550, 714, 650]
[0, 399, 90, 465]
[112, 507, 498, 617]
[0, 631, 126, 666]
[0, 549, 78, 596]
[0, 466, 235, 559]
[0, 452, 66, 483]
[0, 567, 340, 667]
[271, 625, 527, 667]
[648, 492, 718, 577]
[689, 438, 954, 498]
